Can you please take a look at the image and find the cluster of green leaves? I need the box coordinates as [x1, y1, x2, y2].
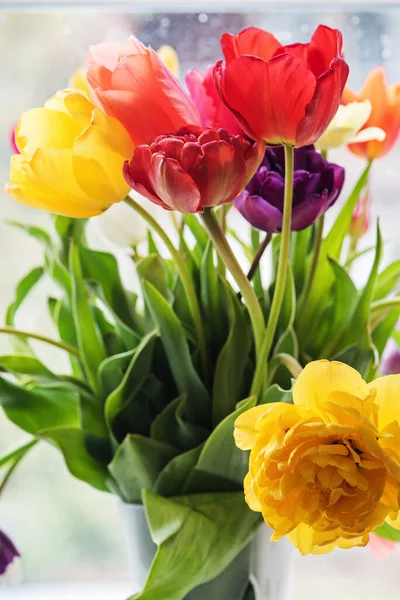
[0, 216, 287, 598]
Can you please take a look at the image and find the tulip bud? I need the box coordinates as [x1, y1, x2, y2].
[0, 530, 20, 578]
[349, 183, 372, 242]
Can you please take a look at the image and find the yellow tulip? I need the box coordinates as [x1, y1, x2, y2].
[235, 360, 400, 554]
[157, 45, 180, 77]
[316, 100, 386, 151]
[6, 90, 134, 218]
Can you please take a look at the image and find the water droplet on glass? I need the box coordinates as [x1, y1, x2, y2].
[351, 15, 360, 26]
[382, 49, 392, 60]
[380, 33, 389, 44]
[198, 13, 208, 24]
[161, 17, 170, 28]
[300, 24, 309, 34]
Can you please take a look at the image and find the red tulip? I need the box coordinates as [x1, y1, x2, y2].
[185, 64, 243, 135]
[123, 126, 264, 213]
[87, 37, 201, 146]
[214, 25, 349, 147]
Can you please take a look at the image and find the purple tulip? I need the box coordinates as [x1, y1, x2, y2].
[234, 145, 345, 233]
[0, 530, 20, 576]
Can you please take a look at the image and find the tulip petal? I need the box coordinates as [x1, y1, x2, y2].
[219, 54, 316, 145]
[293, 360, 368, 411]
[291, 192, 328, 231]
[350, 126, 386, 144]
[73, 109, 132, 201]
[296, 57, 349, 147]
[16, 108, 81, 153]
[124, 146, 170, 209]
[150, 154, 201, 213]
[367, 375, 400, 430]
[221, 27, 282, 64]
[234, 405, 275, 450]
[7, 150, 104, 217]
[235, 191, 283, 233]
[308, 25, 343, 77]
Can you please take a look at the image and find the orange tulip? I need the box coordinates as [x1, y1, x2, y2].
[86, 37, 200, 146]
[343, 67, 400, 159]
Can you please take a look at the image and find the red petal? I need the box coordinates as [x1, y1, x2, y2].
[296, 58, 349, 147]
[307, 25, 343, 78]
[149, 154, 201, 213]
[190, 139, 246, 207]
[221, 27, 282, 64]
[218, 54, 316, 145]
[123, 146, 169, 209]
[279, 43, 309, 66]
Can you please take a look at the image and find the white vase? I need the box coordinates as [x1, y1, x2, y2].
[118, 501, 294, 600]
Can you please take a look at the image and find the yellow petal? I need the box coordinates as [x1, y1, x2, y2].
[157, 45, 180, 77]
[367, 375, 400, 430]
[73, 108, 132, 202]
[69, 68, 90, 96]
[234, 405, 272, 450]
[293, 360, 368, 412]
[244, 472, 262, 512]
[16, 107, 81, 153]
[7, 149, 105, 217]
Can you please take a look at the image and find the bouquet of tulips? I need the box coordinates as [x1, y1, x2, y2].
[2, 23, 400, 597]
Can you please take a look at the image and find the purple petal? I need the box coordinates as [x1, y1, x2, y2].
[235, 191, 283, 233]
[291, 191, 328, 231]
[0, 530, 20, 576]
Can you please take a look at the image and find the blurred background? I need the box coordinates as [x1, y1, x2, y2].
[1, 2, 400, 599]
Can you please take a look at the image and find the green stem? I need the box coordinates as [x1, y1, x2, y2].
[124, 196, 207, 372]
[270, 353, 303, 379]
[251, 144, 294, 397]
[297, 215, 325, 316]
[200, 209, 265, 358]
[0, 327, 80, 357]
[247, 232, 273, 282]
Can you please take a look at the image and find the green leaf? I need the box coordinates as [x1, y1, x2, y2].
[0, 355, 56, 380]
[70, 243, 107, 395]
[200, 241, 223, 341]
[260, 383, 292, 405]
[49, 298, 82, 378]
[373, 260, 400, 302]
[184, 214, 209, 251]
[374, 522, 400, 542]
[0, 376, 78, 434]
[212, 285, 251, 425]
[105, 331, 157, 441]
[184, 396, 256, 493]
[0, 439, 38, 469]
[6, 266, 43, 326]
[154, 445, 203, 497]
[317, 259, 359, 357]
[151, 395, 209, 452]
[290, 228, 312, 295]
[134, 490, 260, 600]
[137, 255, 173, 303]
[98, 349, 136, 398]
[337, 223, 382, 351]
[143, 281, 211, 428]
[108, 434, 178, 504]
[38, 427, 111, 492]
[297, 162, 371, 347]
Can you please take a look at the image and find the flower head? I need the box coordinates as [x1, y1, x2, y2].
[235, 360, 400, 554]
[0, 530, 20, 577]
[123, 125, 264, 213]
[6, 90, 133, 218]
[316, 100, 386, 151]
[343, 67, 400, 159]
[185, 64, 243, 135]
[214, 25, 349, 147]
[87, 37, 200, 146]
[234, 145, 344, 232]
